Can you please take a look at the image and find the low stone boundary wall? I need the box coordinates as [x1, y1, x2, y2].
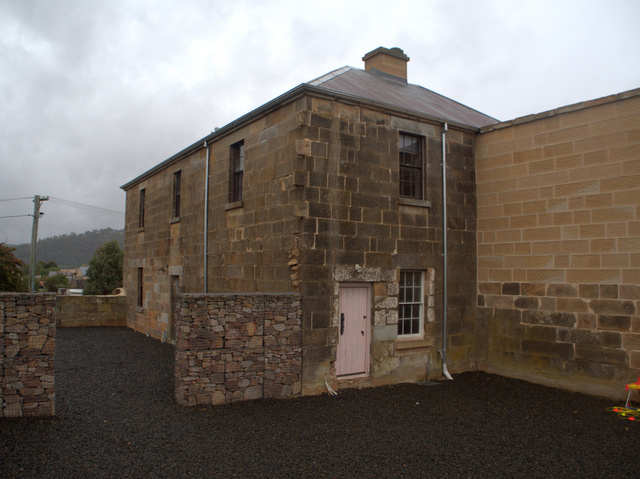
[56, 295, 126, 327]
[1, 293, 56, 417]
[175, 294, 302, 406]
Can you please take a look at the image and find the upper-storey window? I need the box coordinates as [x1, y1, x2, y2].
[230, 141, 244, 203]
[399, 133, 423, 199]
[172, 170, 181, 219]
[138, 188, 145, 228]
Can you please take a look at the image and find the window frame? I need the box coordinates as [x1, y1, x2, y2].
[230, 141, 244, 203]
[172, 170, 181, 219]
[397, 270, 424, 338]
[399, 132, 424, 200]
[138, 188, 145, 229]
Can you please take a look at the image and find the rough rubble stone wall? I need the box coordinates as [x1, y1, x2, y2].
[1, 293, 56, 417]
[175, 294, 302, 406]
[476, 90, 640, 397]
[56, 295, 126, 327]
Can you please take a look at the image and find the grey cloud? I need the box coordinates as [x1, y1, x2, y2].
[1, 0, 639, 245]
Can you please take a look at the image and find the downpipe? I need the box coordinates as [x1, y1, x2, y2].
[204, 141, 210, 293]
[441, 123, 453, 381]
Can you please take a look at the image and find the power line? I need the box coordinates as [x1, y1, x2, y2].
[47, 197, 125, 218]
[0, 197, 33, 202]
[0, 195, 125, 218]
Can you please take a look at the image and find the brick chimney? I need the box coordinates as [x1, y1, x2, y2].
[362, 47, 410, 81]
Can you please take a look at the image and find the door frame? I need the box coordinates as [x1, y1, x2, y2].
[336, 282, 371, 379]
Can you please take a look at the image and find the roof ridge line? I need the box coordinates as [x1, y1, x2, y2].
[307, 66, 353, 86]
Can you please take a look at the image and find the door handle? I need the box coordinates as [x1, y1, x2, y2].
[340, 313, 345, 336]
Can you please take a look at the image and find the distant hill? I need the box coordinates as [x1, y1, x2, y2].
[11, 228, 124, 269]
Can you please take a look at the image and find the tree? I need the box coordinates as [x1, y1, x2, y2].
[35, 260, 59, 278]
[0, 243, 27, 292]
[83, 240, 124, 295]
[44, 273, 70, 292]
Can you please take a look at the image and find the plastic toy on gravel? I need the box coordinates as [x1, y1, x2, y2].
[607, 374, 640, 421]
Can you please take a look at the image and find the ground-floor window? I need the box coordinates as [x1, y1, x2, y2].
[398, 270, 423, 337]
[137, 268, 143, 307]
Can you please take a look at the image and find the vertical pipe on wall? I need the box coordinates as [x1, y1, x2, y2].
[441, 123, 453, 380]
[203, 141, 210, 293]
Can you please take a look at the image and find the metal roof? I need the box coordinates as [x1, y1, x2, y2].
[122, 65, 497, 190]
[308, 66, 497, 129]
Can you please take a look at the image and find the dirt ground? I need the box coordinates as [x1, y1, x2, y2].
[1, 327, 638, 478]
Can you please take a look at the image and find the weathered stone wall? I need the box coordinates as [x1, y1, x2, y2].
[293, 101, 478, 393]
[476, 89, 640, 397]
[123, 97, 308, 340]
[123, 91, 478, 394]
[1, 293, 56, 417]
[56, 295, 126, 327]
[175, 294, 302, 406]
[122, 140, 208, 338]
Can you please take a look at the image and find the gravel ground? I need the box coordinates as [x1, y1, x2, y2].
[1, 327, 639, 478]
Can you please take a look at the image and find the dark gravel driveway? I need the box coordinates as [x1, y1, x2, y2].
[1, 327, 638, 478]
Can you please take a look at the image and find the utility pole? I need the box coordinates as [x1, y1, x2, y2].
[28, 195, 48, 292]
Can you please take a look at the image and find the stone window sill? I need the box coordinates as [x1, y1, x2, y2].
[395, 338, 433, 351]
[225, 200, 244, 211]
[399, 198, 432, 208]
[170, 217, 180, 224]
[137, 226, 145, 233]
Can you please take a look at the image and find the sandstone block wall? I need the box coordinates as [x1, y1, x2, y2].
[175, 294, 302, 406]
[123, 91, 479, 393]
[122, 137, 209, 338]
[123, 97, 308, 340]
[293, 101, 478, 392]
[476, 89, 640, 396]
[56, 295, 126, 327]
[1, 293, 56, 417]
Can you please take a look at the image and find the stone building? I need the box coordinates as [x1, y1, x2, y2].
[476, 89, 640, 396]
[121, 46, 640, 398]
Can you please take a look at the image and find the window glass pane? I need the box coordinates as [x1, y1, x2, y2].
[173, 171, 181, 218]
[234, 143, 244, 172]
[139, 189, 145, 228]
[405, 272, 413, 287]
[405, 284, 414, 303]
[399, 133, 423, 199]
[137, 268, 143, 307]
[231, 141, 244, 202]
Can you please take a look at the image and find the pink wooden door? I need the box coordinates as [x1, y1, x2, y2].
[336, 284, 370, 377]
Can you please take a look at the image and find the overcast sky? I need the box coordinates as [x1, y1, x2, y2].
[1, 0, 639, 246]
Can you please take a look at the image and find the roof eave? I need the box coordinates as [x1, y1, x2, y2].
[305, 83, 490, 131]
[121, 84, 309, 190]
[121, 83, 486, 191]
